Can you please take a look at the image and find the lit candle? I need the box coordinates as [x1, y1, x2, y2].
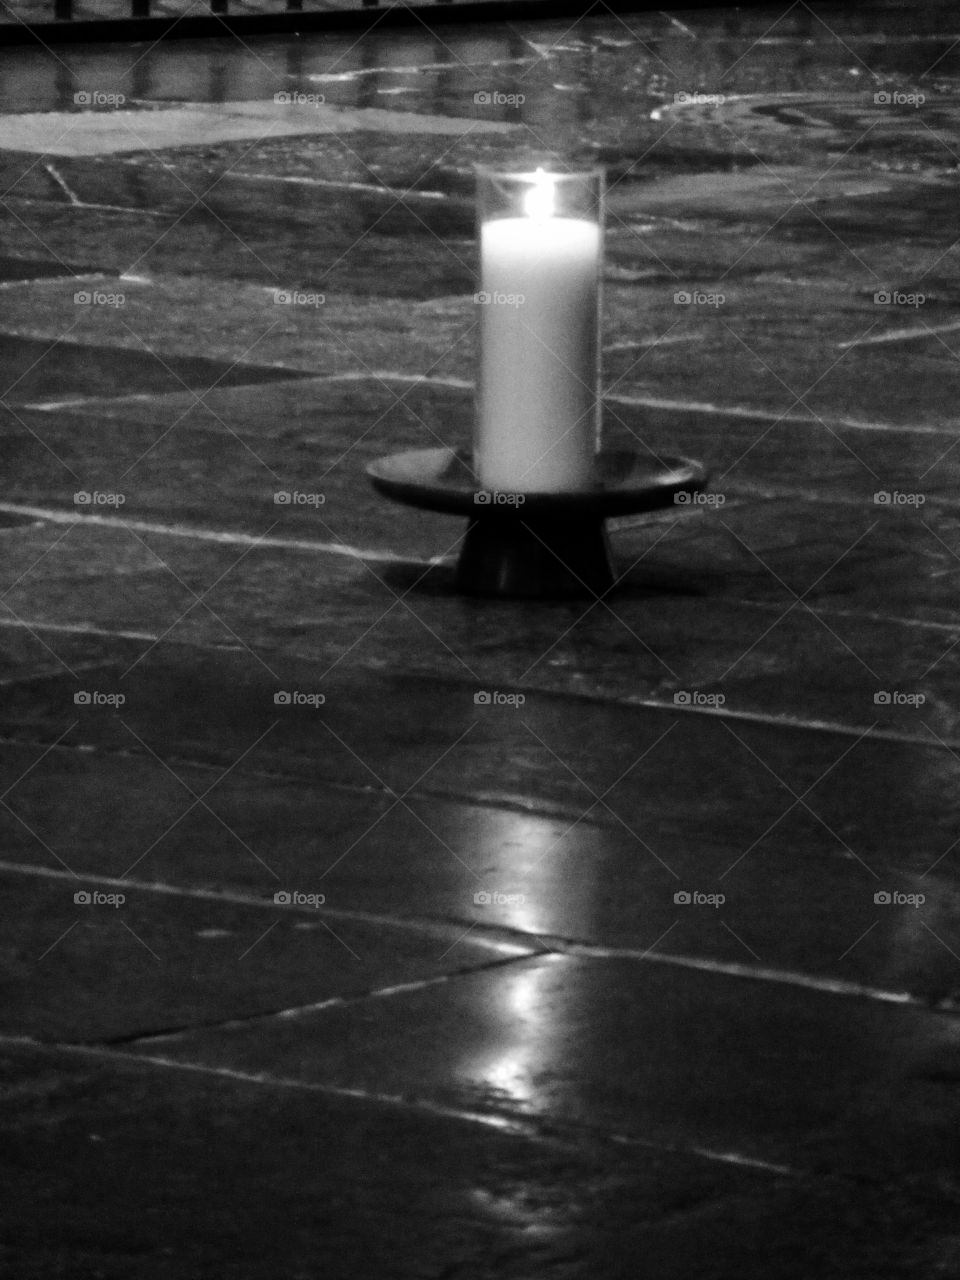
[476, 168, 602, 493]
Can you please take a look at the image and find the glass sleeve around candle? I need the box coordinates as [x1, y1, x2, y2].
[474, 165, 605, 494]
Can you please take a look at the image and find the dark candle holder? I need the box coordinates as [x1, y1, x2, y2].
[367, 446, 708, 598]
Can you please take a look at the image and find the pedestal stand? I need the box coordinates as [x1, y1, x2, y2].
[367, 447, 708, 599]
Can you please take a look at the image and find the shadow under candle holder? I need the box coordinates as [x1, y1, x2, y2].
[367, 446, 709, 599]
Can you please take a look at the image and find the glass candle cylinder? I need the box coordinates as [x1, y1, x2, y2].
[474, 165, 604, 494]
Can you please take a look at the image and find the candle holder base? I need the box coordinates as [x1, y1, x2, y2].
[367, 447, 708, 600]
[456, 511, 615, 598]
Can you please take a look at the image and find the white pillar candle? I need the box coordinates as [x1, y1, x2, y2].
[476, 171, 600, 493]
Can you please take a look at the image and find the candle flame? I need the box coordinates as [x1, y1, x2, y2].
[523, 168, 555, 220]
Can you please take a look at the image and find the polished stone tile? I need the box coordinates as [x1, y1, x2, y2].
[1, 645, 958, 1000]
[2, 510, 959, 738]
[0, 1040, 796, 1280]
[0, 253, 111, 282]
[1, 7, 959, 1275]
[0, 334, 313, 405]
[127, 952, 960, 1179]
[0, 867, 525, 1042]
[0, 101, 518, 157]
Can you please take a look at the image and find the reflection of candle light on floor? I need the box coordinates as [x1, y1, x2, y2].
[474, 958, 565, 1112]
[492, 812, 588, 938]
[484, 1053, 532, 1105]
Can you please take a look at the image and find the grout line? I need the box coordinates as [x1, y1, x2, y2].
[0, 617, 176, 643]
[16, 374, 955, 437]
[2, 859, 953, 1015]
[15, 370, 474, 411]
[606, 392, 960, 437]
[619, 699, 957, 750]
[839, 321, 960, 349]
[0, 608, 955, 752]
[0, 612, 955, 752]
[0, 276, 79, 290]
[563, 941, 936, 1010]
[3, 193, 171, 219]
[42, 162, 81, 206]
[0, 1030, 801, 1173]
[305, 56, 536, 82]
[0, 502, 446, 565]
[18, 392, 166, 409]
[0, 1031, 556, 1143]
[0, 731, 614, 829]
[225, 171, 450, 200]
[98, 954, 535, 1047]
[0, 659, 116, 687]
[0, 859, 537, 957]
[724, 594, 960, 637]
[2, 498, 960, 641]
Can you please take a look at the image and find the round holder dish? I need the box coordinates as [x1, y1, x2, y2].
[367, 447, 709, 598]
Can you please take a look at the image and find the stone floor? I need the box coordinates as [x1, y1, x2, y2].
[2, 2, 960, 1276]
